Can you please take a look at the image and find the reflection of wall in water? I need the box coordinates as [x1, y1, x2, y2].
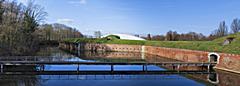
[0, 75, 41, 86]
[0, 65, 41, 86]
[160, 66, 208, 71]
[216, 70, 240, 86]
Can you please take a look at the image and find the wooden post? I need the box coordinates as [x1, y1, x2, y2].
[77, 64, 80, 73]
[111, 65, 114, 72]
[177, 65, 180, 72]
[177, 65, 180, 70]
[143, 65, 145, 71]
[143, 64, 147, 72]
[42, 65, 45, 71]
[173, 66, 175, 70]
[0, 64, 3, 73]
[208, 64, 210, 72]
[78, 43, 81, 51]
[40, 65, 45, 71]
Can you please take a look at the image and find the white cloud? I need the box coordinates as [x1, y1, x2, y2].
[68, 0, 87, 5]
[57, 19, 74, 24]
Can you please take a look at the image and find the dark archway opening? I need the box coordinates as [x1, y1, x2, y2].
[209, 53, 219, 63]
[223, 37, 235, 45]
[210, 54, 218, 62]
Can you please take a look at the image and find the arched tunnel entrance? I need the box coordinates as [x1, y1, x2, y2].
[208, 53, 220, 63]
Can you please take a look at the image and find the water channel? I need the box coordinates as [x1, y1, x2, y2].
[0, 47, 239, 86]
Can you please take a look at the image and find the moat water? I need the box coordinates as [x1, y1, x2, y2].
[0, 47, 239, 86]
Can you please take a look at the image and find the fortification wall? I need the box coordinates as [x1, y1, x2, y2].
[59, 42, 240, 73]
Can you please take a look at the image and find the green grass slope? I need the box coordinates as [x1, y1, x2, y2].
[63, 33, 240, 54]
[212, 32, 240, 54]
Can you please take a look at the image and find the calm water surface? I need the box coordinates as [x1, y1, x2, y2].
[0, 47, 239, 86]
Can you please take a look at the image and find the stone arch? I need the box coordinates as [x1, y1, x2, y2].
[208, 53, 220, 63]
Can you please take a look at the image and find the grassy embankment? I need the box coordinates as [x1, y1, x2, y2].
[64, 33, 240, 54]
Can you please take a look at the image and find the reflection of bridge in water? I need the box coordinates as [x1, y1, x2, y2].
[0, 73, 218, 81]
[0, 70, 216, 75]
[0, 70, 218, 86]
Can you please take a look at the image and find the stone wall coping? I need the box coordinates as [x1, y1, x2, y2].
[144, 45, 240, 57]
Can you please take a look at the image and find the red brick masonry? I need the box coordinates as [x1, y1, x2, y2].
[145, 46, 240, 73]
[59, 42, 240, 74]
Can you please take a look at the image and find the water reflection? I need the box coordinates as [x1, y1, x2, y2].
[0, 47, 239, 86]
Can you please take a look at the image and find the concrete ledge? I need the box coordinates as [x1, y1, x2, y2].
[214, 67, 240, 74]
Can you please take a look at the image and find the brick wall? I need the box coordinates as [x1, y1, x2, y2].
[144, 45, 240, 73]
[59, 42, 240, 73]
[83, 43, 142, 52]
[217, 53, 240, 73]
[144, 46, 209, 62]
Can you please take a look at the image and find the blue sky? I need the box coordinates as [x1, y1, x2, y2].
[18, 0, 240, 36]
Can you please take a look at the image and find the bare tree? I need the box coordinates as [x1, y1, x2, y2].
[147, 34, 151, 40]
[231, 18, 240, 33]
[212, 21, 228, 37]
[166, 30, 173, 41]
[152, 35, 165, 41]
[38, 23, 83, 41]
[0, 0, 4, 24]
[0, 0, 47, 55]
[165, 30, 179, 41]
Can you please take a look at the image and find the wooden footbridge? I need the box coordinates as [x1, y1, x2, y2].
[0, 61, 216, 72]
[0, 56, 217, 74]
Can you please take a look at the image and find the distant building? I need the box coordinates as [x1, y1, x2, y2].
[102, 33, 146, 41]
[94, 31, 102, 38]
